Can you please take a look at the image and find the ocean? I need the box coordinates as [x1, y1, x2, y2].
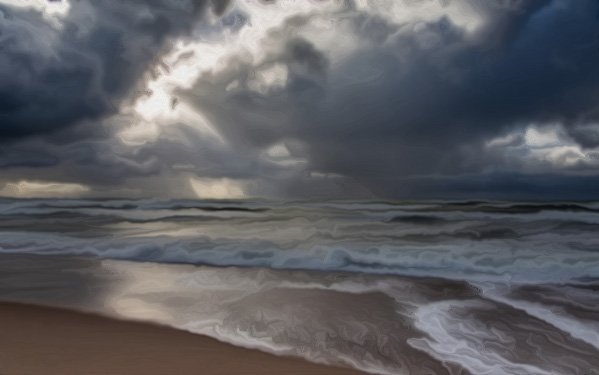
[1, 198, 598, 374]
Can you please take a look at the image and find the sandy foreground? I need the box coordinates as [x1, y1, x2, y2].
[0, 302, 367, 375]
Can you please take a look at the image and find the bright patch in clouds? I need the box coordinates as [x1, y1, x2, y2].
[524, 125, 599, 169]
[247, 63, 288, 94]
[126, 0, 342, 139]
[487, 124, 599, 171]
[261, 141, 307, 168]
[0, 0, 71, 16]
[525, 125, 565, 148]
[353, 0, 487, 36]
[0, 180, 90, 198]
[1, 0, 71, 28]
[189, 177, 246, 200]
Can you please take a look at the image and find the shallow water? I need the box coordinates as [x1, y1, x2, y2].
[1, 199, 598, 374]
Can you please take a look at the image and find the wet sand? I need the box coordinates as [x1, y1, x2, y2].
[0, 302, 367, 375]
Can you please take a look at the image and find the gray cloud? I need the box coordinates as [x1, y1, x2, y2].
[1, 0, 599, 200]
[180, 0, 599, 199]
[0, 0, 219, 139]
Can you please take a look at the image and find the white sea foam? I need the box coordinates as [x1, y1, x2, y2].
[1, 200, 598, 374]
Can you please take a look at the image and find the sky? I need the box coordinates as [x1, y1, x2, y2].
[0, 0, 598, 201]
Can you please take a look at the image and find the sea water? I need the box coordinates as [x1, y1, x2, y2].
[1, 199, 598, 374]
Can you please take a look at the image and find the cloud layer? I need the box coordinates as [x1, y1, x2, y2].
[1, 0, 598, 200]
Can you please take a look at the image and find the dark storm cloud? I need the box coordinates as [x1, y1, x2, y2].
[182, 0, 599, 199]
[1, 0, 598, 199]
[0, 0, 219, 139]
[0, 148, 59, 168]
[396, 172, 599, 201]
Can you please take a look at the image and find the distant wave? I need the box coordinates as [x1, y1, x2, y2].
[0, 199, 598, 284]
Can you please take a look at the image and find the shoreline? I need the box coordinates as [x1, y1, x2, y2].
[0, 301, 368, 375]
